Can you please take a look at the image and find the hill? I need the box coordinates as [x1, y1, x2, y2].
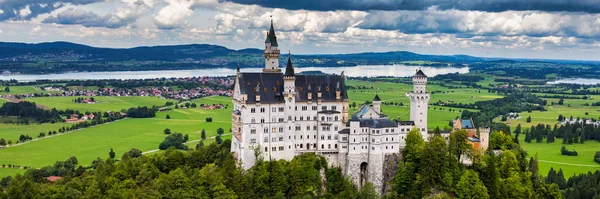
[0, 41, 488, 74]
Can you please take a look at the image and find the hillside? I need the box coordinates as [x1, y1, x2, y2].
[0, 41, 488, 74]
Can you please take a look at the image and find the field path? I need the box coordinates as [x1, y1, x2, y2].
[538, 160, 600, 168]
[0, 118, 128, 149]
[142, 133, 231, 155]
[32, 86, 39, 91]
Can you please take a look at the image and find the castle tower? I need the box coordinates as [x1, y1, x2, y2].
[372, 94, 382, 114]
[283, 53, 296, 159]
[263, 18, 281, 73]
[479, 126, 490, 151]
[408, 69, 430, 139]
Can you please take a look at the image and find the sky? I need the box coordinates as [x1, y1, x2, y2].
[1, 0, 600, 60]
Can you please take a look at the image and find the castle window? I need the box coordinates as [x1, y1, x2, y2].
[295, 126, 301, 131]
[261, 118, 265, 123]
[279, 146, 284, 151]
[313, 125, 317, 130]
[326, 87, 330, 91]
[251, 108, 255, 113]
[260, 108, 265, 113]
[321, 135, 325, 140]
[264, 137, 268, 142]
[272, 147, 276, 151]
[272, 107, 276, 112]
[306, 126, 310, 130]
[279, 127, 284, 132]
[334, 126, 338, 131]
[279, 107, 284, 112]
[335, 116, 338, 121]
[264, 128, 268, 133]
[251, 129, 256, 134]
[265, 147, 268, 152]
[273, 87, 277, 92]
[335, 144, 338, 148]
[251, 118, 256, 123]
[312, 106, 317, 111]
[300, 144, 303, 148]
[332, 106, 336, 110]
[321, 144, 324, 149]
[272, 127, 276, 133]
[328, 135, 331, 140]
[322, 106, 327, 110]
[328, 144, 331, 149]
[272, 137, 277, 142]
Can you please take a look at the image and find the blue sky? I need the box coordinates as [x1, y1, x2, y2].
[1, 0, 600, 60]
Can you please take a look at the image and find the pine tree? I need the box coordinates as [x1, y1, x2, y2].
[109, 148, 116, 159]
[456, 170, 489, 199]
[201, 129, 206, 140]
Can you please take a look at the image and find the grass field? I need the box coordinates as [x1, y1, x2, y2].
[0, 121, 72, 145]
[0, 96, 233, 178]
[22, 96, 175, 113]
[519, 136, 600, 177]
[0, 85, 63, 95]
[494, 97, 600, 128]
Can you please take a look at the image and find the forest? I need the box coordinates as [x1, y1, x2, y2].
[0, 129, 574, 199]
[0, 101, 62, 123]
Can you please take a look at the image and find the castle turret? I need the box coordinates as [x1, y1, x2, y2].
[479, 126, 490, 151]
[372, 94, 381, 114]
[408, 68, 430, 139]
[263, 18, 281, 73]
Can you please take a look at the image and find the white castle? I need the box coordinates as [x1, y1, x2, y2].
[230, 20, 432, 193]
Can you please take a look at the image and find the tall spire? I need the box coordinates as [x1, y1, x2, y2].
[265, 16, 278, 47]
[285, 51, 295, 77]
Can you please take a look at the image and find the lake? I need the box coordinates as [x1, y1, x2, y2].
[547, 78, 600, 85]
[0, 65, 469, 81]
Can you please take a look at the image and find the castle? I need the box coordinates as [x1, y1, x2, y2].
[230, 20, 488, 193]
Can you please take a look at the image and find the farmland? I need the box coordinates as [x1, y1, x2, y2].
[0, 96, 232, 177]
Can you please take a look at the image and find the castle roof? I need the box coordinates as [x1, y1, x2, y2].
[413, 69, 427, 78]
[285, 54, 295, 76]
[373, 94, 381, 101]
[265, 19, 278, 47]
[237, 72, 347, 104]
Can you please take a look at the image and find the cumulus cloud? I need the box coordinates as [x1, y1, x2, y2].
[224, 0, 600, 13]
[0, 0, 103, 21]
[42, 8, 137, 28]
[358, 9, 600, 38]
[153, 0, 218, 29]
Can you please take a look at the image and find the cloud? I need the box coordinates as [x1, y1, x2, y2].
[153, 0, 218, 29]
[0, 0, 104, 21]
[42, 8, 137, 28]
[357, 9, 600, 38]
[223, 0, 600, 13]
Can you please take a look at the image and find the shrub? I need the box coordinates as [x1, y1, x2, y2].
[561, 146, 578, 156]
[595, 151, 600, 164]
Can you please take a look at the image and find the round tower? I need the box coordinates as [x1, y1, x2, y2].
[408, 68, 430, 139]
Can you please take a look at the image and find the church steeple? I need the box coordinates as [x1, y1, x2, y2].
[285, 51, 294, 77]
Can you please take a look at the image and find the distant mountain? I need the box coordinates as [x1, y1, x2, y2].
[0, 41, 597, 74]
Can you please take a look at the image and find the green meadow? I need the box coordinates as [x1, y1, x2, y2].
[0, 122, 72, 145]
[22, 96, 175, 113]
[0, 85, 63, 95]
[0, 96, 233, 178]
[519, 136, 600, 177]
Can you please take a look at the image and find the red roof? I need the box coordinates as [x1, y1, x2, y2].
[46, 176, 62, 182]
